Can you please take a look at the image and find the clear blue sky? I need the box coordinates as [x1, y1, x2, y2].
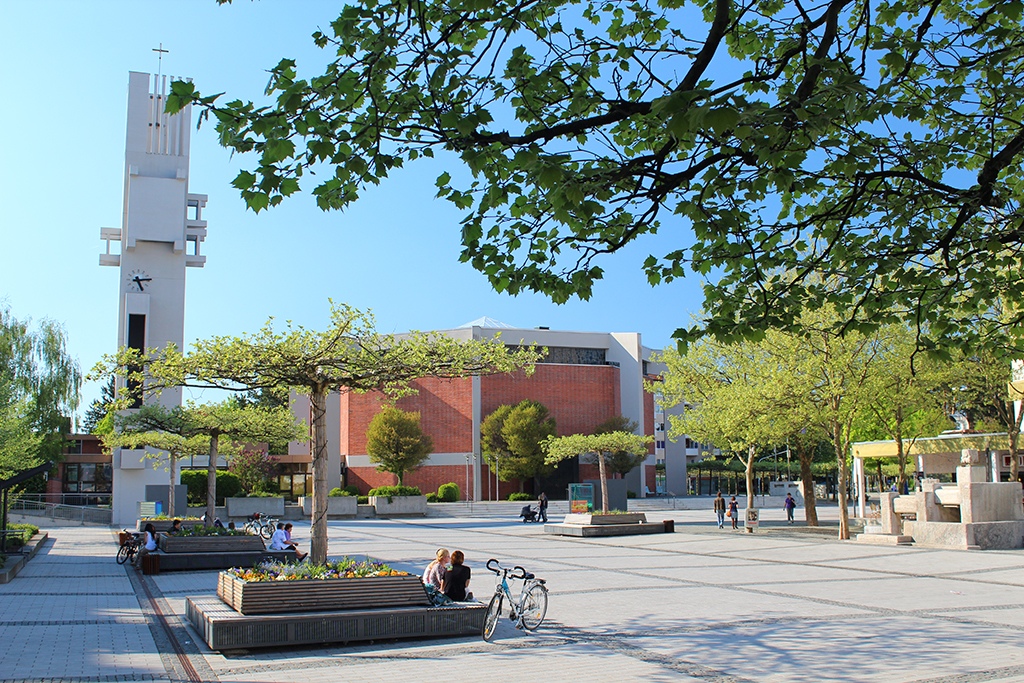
[0, 1, 703, 420]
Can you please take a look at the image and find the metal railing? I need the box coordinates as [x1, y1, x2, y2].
[10, 498, 112, 525]
[13, 493, 112, 507]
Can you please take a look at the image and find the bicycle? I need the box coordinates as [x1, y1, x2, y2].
[116, 530, 141, 565]
[243, 513, 278, 540]
[482, 558, 548, 641]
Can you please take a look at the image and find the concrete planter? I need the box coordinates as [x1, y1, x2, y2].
[563, 512, 647, 525]
[158, 535, 266, 554]
[298, 496, 358, 517]
[225, 497, 285, 519]
[217, 571, 429, 615]
[371, 495, 428, 516]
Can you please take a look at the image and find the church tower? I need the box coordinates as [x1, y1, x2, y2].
[100, 71, 208, 525]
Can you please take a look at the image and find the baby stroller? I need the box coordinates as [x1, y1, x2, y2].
[519, 504, 538, 523]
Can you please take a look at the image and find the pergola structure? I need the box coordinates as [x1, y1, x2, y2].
[851, 433, 1012, 518]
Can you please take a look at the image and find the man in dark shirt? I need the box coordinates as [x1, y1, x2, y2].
[442, 550, 472, 601]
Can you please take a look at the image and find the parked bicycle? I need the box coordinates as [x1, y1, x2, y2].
[116, 530, 142, 565]
[482, 558, 548, 641]
[243, 512, 278, 539]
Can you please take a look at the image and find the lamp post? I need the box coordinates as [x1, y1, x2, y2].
[464, 453, 471, 505]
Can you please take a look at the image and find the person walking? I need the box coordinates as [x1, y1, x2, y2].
[713, 491, 726, 528]
[538, 492, 549, 523]
[728, 496, 739, 530]
[784, 493, 797, 524]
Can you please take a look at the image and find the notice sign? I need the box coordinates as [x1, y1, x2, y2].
[745, 508, 759, 531]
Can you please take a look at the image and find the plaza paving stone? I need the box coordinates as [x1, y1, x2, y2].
[3, 503, 1024, 681]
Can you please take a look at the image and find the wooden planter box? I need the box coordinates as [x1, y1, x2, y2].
[159, 535, 266, 554]
[137, 519, 205, 533]
[563, 512, 648, 525]
[217, 571, 430, 615]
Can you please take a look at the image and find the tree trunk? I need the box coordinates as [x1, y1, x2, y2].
[167, 455, 177, 519]
[206, 433, 219, 524]
[597, 452, 609, 513]
[309, 389, 329, 564]
[744, 444, 756, 532]
[1009, 402, 1022, 483]
[798, 445, 819, 526]
[834, 422, 850, 540]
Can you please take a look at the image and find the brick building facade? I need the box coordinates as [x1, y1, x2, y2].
[290, 320, 675, 500]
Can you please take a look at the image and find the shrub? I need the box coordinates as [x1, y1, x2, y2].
[2, 523, 39, 550]
[229, 449, 279, 495]
[216, 471, 242, 504]
[367, 485, 422, 497]
[246, 491, 279, 498]
[357, 496, 369, 504]
[508, 492, 532, 502]
[426, 492, 439, 502]
[437, 482, 460, 502]
[180, 469, 208, 505]
[329, 488, 353, 497]
[342, 484, 360, 496]
[627, 490, 637, 499]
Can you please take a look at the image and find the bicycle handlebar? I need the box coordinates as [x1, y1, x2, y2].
[486, 558, 531, 580]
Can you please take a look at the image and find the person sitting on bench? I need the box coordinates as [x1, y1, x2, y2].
[283, 523, 307, 561]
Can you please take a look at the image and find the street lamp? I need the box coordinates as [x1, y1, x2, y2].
[464, 453, 471, 504]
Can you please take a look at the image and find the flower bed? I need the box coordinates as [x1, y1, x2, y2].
[218, 558, 429, 615]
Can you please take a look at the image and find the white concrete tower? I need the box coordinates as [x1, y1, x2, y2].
[100, 71, 208, 525]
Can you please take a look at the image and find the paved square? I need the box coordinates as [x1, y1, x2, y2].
[3, 503, 1024, 682]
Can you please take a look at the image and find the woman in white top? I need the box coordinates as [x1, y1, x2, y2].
[422, 548, 450, 589]
[134, 523, 158, 568]
[268, 523, 290, 550]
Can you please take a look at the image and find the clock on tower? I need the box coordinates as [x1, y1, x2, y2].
[99, 71, 210, 525]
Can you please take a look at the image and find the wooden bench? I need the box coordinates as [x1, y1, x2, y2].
[186, 596, 487, 650]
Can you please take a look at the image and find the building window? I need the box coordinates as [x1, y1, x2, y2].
[63, 464, 112, 494]
[656, 440, 666, 450]
[513, 346, 607, 365]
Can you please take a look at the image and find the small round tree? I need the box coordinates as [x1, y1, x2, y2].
[365, 407, 433, 486]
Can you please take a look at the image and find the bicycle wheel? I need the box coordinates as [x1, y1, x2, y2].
[116, 544, 131, 564]
[260, 523, 274, 540]
[519, 583, 548, 631]
[482, 593, 503, 642]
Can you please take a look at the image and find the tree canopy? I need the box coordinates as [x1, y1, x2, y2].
[365, 407, 434, 485]
[173, 0, 1024, 351]
[94, 302, 539, 564]
[593, 415, 647, 476]
[480, 400, 557, 487]
[1, 305, 80, 468]
[544, 431, 650, 512]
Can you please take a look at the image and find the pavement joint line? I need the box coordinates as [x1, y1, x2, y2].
[126, 563, 218, 683]
[0, 676, 170, 683]
[0, 618, 150, 625]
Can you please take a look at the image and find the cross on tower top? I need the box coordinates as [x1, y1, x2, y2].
[152, 43, 169, 83]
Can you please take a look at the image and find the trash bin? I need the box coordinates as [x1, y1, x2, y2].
[663, 519, 675, 533]
[142, 553, 160, 575]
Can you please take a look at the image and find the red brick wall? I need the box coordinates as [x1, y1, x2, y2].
[643, 387, 656, 454]
[481, 365, 620, 436]
[340, 377, 473, 455]
[340, 365, 620, 498]
[348, 464, 524, 500]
